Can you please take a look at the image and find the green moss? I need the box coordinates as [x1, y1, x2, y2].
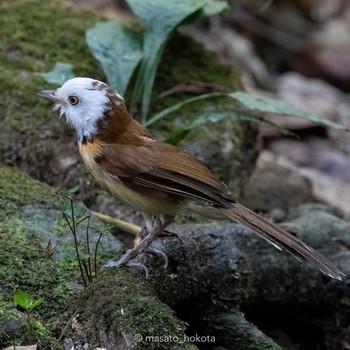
[0, 167, 83, 346]
[0, 292, 56, 348]
[0, 166, 155, 348]
[0, 296, 26, 345]
[0, 218, 75, 313]
[79, 270, 196, 349]
[0, 0, 103, 133]
[0, 167, 55, 218]
[0, 0, 104, 197]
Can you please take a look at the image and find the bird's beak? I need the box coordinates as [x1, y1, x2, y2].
[38, 90, 62, 104]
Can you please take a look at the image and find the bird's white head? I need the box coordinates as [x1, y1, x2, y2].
[39, 77, 124, 142]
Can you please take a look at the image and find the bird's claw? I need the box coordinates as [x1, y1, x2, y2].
[104, 259, 149, 278]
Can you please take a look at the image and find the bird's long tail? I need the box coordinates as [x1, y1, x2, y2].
[218, 203, 344, 280]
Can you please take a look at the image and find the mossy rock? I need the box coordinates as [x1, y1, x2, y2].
[74, 269, 197, 350]
[0, 165, 110, 347]
[0, 166, 192, 349]
[0, 0, 258, 210]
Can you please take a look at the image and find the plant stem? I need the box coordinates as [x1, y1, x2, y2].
[63, 208, 87, 287]
[85, 215, 92, 281]
[94, 232, 103, 277]
[27, 311, 32, 344]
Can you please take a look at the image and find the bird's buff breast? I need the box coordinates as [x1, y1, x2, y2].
[79, 143, 181, 216]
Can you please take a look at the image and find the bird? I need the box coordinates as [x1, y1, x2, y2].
[39, 77, 344, 280]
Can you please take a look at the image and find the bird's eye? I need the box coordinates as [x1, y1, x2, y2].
[68, 96, 79, 105]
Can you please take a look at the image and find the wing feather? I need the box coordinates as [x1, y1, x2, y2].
[95, 139, 232, 205]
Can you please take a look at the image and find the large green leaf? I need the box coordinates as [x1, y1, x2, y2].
[166, 109, 293, 144]
[86, 21, 142, 96]
[229, 92, 349, 131]
[40, 62, 75, 85]
[185, 109, 285, 130]
[149, 91, 348, 144]
[127, 0, 204, 122]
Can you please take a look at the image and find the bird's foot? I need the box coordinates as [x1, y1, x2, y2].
[104, 233, 155, 277]
[104, 246, 168, 276]
[104, 259, 149, 278]
[138, 229, 174, 267]
[104, 219, 172, 277]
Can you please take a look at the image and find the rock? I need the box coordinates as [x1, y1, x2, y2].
[241, 159, 313, 214]
[267, 137, 350, 182]
[0, 166, 118, 346]
[293, 9, 350, 90]
[283, 204, 350, 253]
[0, 166, 188, 349]
[287, 203, 343, 220]
[259, 150, 350, 216]
[275, 72, 350, 155]
[294, 46, 350, 90]
[0, 0, 104, 205]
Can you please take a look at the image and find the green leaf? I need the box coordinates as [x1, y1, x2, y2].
[13, 289, 33, 309]
[167, 108, 293, 144]
[28, 297, 44, 310]
[91, 225, 107, 237]
[13, 289, 44, 310]
[201, 0, 229, 16]
[86, 21, 142, 96]
[148, 91, 348, 132]
[188, 109, 294, 132]
[229, 92, 349, 131]
[146, 92, 219, 127]
[62, 198, 72, 217]
[127, 0, 204, 122]
[41, 62, 75, 85]
[85, 1, 229, 121]
[68, 185, 80, 195]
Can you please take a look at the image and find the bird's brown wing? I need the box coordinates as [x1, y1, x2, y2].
[95, 140, 233, 206]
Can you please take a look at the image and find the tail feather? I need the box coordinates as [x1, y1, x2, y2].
[218, 203, 344, 281]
